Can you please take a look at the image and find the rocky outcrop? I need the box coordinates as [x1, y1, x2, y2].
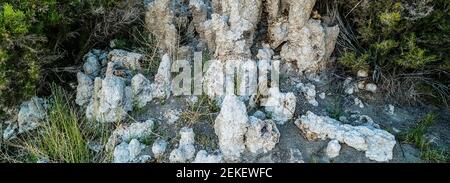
[214, 95, 281, 162]
[295, 111, 396, 162]
[77, 49, 144, 123]
[214, 95, 249, 162]
[264, 0, 340, 75]
[199, 0, 263, 60]
[145, 0, 179, 53]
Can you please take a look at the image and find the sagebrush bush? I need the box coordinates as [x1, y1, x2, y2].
[335, 0, 450, 104]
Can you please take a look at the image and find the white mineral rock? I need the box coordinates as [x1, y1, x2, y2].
[263, 88, 296, 125]
[151, 54, 172, 99]
[193, 150, 224, 163]
[326, 140, 341, 158]
[17, 97, 47, 134]
[245, 116, 280, 154]
[214, 95, 249, 162]
[152, 139, 168, 158]
[295, 111, 396, 162]
[131, 74, 153, 108]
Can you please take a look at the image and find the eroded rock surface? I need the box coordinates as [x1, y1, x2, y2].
[17, 97, 47, 134]
[245, 116, 280, 154]
[295, 111, 396, 162]
[214, 95, 249, 162]
[263, 88, 296, 124]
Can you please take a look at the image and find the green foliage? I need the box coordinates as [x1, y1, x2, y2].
[401, 113, 448, 163]
[338, 52, 370, 72]
[25, 85, 90, 163]
[0, 3, 29, 35]
[0, 0, 132, 112]
[337, 0, 450, 103]
[395, 34, 438, 69]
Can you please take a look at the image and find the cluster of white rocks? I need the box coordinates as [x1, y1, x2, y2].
[107, 120, 155, 163]
[76, 50, 173, 123]
[295, 111, 396, 162]
[214, 95, 281, 162]
[344, 76, 379, 95]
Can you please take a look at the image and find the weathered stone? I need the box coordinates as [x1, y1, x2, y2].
[163, 109, 181, 125]
[319, 92, 326, 100]
[152, 138, 168, 158]
[145, 0, 178, 53]
[193, 150, 224, 163]
[263, 87, 296, 124]
[108, 49, 142, 71]
[76, 72, 94, 106]
[203, 60, 225, 98]
[214, 95, 249, 162]
[295, 111, 396, 162]
[113, 139, 152, 163]
[131, 74, 153, 108]
[199, 0, 262, 60]
[326, 140, 341, 158]
[83, 52, 101, 77]
[386, 104, 395, 115]
[288, 148, 305, 163]
[245, 116, 280, 154]
[365, 83, 378, 93]
[281, 18, 339, 75]
[298, 83, 318, 107]
[95, 76, 132, 123]
[252, 110, 267, 120]
[357, 70, 369, 78]
[17, 97, 47, 134]
[2, 121, 17, 140]
[151, 54, 172, 99]
[354, 97, 364, 108]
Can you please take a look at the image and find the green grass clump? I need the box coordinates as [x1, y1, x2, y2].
[401, 113, 448, 163]
[25, 85, 90, 163]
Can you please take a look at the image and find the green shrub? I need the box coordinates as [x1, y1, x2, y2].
[338, 52, 370, 72]
[335, 0, 450, 104]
